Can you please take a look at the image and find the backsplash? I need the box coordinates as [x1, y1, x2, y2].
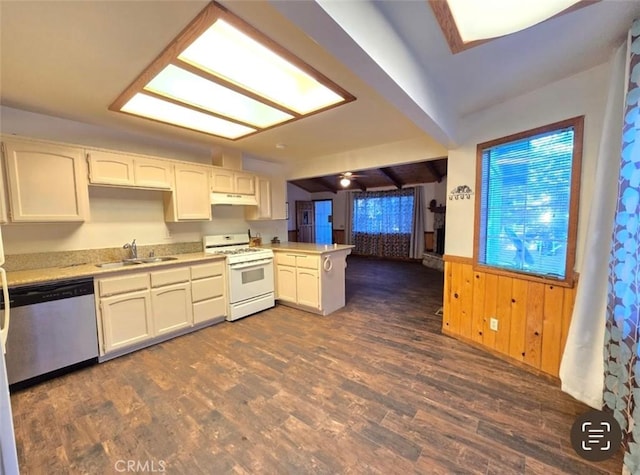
[4, 241, 202, 271]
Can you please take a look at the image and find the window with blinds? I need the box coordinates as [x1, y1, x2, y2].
[475, 117, 583, 282]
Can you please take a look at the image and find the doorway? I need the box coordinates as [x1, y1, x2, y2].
[295, 200, 333, 244]
[314, 199, 333, 245]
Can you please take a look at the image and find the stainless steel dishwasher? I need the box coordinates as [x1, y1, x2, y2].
[1, 278, 99, 389]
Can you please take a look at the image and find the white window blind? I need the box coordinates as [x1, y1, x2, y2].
[478, 126, 576, 279]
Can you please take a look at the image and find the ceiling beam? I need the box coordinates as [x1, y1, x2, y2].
[312, 177, 338, 193]
[379, 167, 404, 189]
[351, 179, 366, 192]
[425, 161, 443, 183]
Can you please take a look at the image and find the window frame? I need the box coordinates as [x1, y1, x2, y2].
[473, 116, 584, 287]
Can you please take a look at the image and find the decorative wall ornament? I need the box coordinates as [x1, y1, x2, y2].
[449, 185, 474, 200]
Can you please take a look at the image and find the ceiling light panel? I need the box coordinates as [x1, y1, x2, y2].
[178, 19, 344, 115]
[447, 0, 580, 42]
[145, 65, 294, 128]
[121, 93, 256, 139]
[110, 1, 355, 141]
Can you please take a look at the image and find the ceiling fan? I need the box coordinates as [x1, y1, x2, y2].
[338, 171, 366, 187]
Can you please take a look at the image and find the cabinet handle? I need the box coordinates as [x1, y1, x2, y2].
[323, 257, 333, 272]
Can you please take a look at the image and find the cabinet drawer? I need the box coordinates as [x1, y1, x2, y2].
[295, 254, 320, 269]
[191, 275, 224, 302]
[151, 267, 191, 288]
[276, 253, 297, 267]
[193, 296, 226, 324]
[98, 273, 149, 297]
[191, 261, 224, 280]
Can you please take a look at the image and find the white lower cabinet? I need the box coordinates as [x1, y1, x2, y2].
[191, 262, 227, 324]
[151, 282, 192, 335]
[100, 289, 153, 353]
[95, 259, 227, 359]
[296, 268, 320, 308]
[274, 253, 320, 310]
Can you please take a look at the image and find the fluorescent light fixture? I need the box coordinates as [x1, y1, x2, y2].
[179, 20, 344, 115]
[110, 1, 355, 140]
[429, 0, 592, 54]
[145, 65, 294, 128]
[447, 0, 581, 42]
[121, 93, 256, 139]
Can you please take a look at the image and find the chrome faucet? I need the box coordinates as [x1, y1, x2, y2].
[123, 239, 137, 259]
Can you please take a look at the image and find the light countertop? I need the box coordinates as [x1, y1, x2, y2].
[6, 252, 226, 287]
[261, 243, 355, 254]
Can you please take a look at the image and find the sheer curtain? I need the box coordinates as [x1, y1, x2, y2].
[352, 188, 414, 258]
[601, 21, 640, 474]
[344, 191, 354, 245]
[559, 40, 626, 408]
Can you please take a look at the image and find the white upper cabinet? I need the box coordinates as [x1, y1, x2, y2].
[165, 163, 211, 221]
[2, 139, 89, 222]
[245, 175, 287, 221]
[211, 167, 255, 195]
[87, 150, 134, 186]
[88, 150, 172, 189]
[134, 157, 172, 189]
[234, 171, 255, 195]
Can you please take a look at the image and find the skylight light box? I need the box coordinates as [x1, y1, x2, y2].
[110, 1, 355, 140]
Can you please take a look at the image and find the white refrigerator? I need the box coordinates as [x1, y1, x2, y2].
[0, 226, 19, 474]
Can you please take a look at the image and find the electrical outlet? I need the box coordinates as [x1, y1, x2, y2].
[489, 318, 499, 331]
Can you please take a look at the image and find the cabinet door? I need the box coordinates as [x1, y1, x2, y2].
[234, 172, 255, 195]
[100, 290, 153, 353]
[276, 265, 297, 302]
[0, 151, 8, 224]
[87, 150, 135, 186]
[151, 282, 193, 335]
[3, 140, 89, 222]
[173, 164, 211, 220]
[270, 176, 287, 220]
[245, 176, 271, 220]
[211, 168, 235, 193]
[134, 158, 172, 189]
[296, 268, 320, 309]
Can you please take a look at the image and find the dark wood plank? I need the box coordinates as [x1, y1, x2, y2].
[9, 257, 622, 474]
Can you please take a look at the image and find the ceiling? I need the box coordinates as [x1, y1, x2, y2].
[290, 158, 447, 193]
[1, 0, 638, 176]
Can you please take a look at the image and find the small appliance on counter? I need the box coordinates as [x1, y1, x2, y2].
[203, 234, 274, 321]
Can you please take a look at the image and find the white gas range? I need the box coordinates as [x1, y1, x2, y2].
[203, 234, 274, 321]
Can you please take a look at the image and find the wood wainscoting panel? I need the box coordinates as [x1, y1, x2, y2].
[481, 274, 499, 350]
[508, 279, 528, 362]
[524, 282, 545, 370]
[471, 271, 486, 343]
[443, 256, 577, 377]
[541, 285, 565, 376]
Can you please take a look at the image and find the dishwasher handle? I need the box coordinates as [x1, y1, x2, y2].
[1, 278, 94, 309]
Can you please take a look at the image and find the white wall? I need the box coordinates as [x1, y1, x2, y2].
[444, 61, 611, 272]
[0, 107, 288, 253]
[286, 183, 311, 231]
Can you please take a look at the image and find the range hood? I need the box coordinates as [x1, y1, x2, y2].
[210, 192, 258, 206]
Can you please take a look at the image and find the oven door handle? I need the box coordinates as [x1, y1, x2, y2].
[229, 259, 273, 270]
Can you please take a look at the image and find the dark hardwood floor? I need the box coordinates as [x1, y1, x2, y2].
[11, 256, 622, 474]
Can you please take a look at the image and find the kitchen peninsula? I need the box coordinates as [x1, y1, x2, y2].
[263, 243, 354, 316]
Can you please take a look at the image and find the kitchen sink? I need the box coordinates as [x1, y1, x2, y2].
[95, 261, 141, 269]
[137, 256, 179, 263]
[95, 256, 178, 268]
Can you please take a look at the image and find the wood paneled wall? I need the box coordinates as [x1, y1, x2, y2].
[442, 256, 577, 377]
